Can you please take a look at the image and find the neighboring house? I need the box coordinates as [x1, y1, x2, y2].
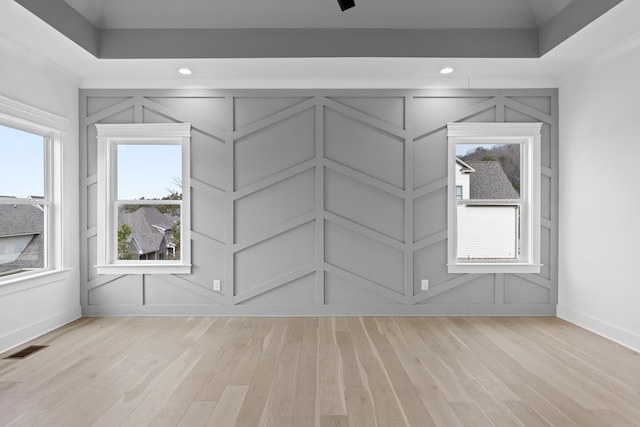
[0, 202, 44, 273]
[466, 161, 519, 199]
[454, 158, 474, 200]
[118, 206, 178, 260]
[455, 160, 520, 260]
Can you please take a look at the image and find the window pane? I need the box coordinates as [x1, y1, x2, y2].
[455, 185, 463, 200]
[455, 143, 520, 200]
[0, 204, 45, 273]
[117, 144, 182, 200]
[117, 204, 181, 261]
[0, 124, 44, 199]
[457, 205, 519, 259]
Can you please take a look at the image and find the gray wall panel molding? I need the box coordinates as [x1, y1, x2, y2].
[539, 0, 624, 55]
[80, 88, 558, 316]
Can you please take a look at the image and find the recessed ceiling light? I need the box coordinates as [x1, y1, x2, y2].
[178, 68, 192, 75]
[439, 66, 454, 75]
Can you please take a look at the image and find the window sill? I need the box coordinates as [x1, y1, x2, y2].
[96, 264, 191, 275]
[448, 263, 542, 274]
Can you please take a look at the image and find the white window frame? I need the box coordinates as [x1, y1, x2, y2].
[446, 122, 542, 274]
[95, 123, 191, 275]
[0, 95, 67, 284]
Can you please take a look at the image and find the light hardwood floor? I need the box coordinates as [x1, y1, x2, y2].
[1, 317, 639, 426]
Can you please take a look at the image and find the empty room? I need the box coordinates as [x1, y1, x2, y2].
[1, 0, 639, 425]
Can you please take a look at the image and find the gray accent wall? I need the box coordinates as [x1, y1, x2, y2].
[80, 89, 558, 316]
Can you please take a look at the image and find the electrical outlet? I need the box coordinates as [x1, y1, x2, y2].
[421, 279, 429, 291]
[213, 279, 221, 291]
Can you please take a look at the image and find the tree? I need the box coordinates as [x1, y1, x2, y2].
[158, 192, 181, 216]
[170, 220, 181, 260]
[159, 177, 182, 216]
[117, 223, 134, 260]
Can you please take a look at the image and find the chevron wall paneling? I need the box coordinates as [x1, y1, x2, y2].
[80, 90, 558, 316]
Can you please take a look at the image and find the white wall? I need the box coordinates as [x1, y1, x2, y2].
[558, 36, 640, 352]
[0, 35, 81, 353]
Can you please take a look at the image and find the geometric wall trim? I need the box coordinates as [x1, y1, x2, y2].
[80, 89, 558, 316]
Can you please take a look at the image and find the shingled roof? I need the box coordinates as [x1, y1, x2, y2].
[0, 203, 44, 271]
[118, 206, 177, 255]
[466, 161, 519, 199]
[130, 233, 167, 255]
[0, 203, 44, 237]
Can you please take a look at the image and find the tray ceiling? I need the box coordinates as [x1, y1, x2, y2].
[14, 0, 624, 58]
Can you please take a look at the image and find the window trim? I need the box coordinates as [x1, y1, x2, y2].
[446, 122, 542, 274]
[95, 123, 192, 275]
[0, 95, 67, 284]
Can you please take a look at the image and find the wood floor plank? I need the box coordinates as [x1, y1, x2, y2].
[92, 332, 205, 426]
[343, 385, 377, 427]
[261, 318, 303, 427]
[318, 318, 347, 416]
[347, 318, 408, 427]
[387, 319, 466, 427]
[234, 319, 288, 427]
[477, 318, 610, 411]
[5, 409, 48, 426]
[320, 415, 349, 427]
[503, 400, 551, 427]
[206, 385, 248, 427]
[367, 325, 437, 427]
[405, 320, 474, 403]
[507, 383, 578, 426]
[148, 323, 231, 427]
[62, 355, 163, 427]
[177, 401, 217, 427]
[505, 320, 640, 423]
[116, 349, 204, 427]
[450, 402, 493, 427]
[589, 409, 639, 427]
[228, 318, 273, 386]
[0, 381, 17, 393]
[0, 316, 637, 427]
[291, 318, 319, 427]
[195, 319, 254, 402]
[471, 319, 610, 427]
[457, 379, 521, 426]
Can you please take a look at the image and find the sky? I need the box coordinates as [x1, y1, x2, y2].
[0, 124, 44, 198]
[117, 144, 182, 200]
[0, 124, 181, 200]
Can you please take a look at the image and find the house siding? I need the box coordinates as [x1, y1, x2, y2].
[80, 89, 558, 316]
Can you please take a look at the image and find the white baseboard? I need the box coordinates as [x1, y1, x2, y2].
[0, 306, 82, 354]
[557, 305, 640, 353]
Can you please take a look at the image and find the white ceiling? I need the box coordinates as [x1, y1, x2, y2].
[63, 0, 572, 29]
